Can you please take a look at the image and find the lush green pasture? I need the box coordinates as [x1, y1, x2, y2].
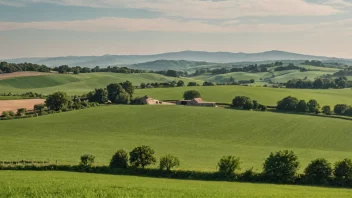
[136, 86, 352, 106]
[0, 105, 351, 171]
[0, 73, 202, 95]
[1, 171, 352, 198]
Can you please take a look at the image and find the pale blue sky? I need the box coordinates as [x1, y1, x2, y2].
[0, 0, 351, 59]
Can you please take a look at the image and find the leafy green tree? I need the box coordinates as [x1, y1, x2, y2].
[218, 156, 241, 177]
[177, 80, 185, 87]
[45, 91, 70, 111]
[296, 100, 308, 112]
[159, 154, 180, 171]
[120, 81, 134, 97]
[115, 92, 130, 104]
[334, 104, 349, 115]
[232, 96, 253, 109]
[110, 149, 129, 169]
[322, 106, 332, 115]
[187, 82, 198, 86]
[34, 104, 46, 114]
[89, 88, 108, 104]
[16, 108, 27, 117]
[129, 145, 156, 169]
[107, 83, 125, 101]
[183, 90, 201, 100]
[263, 150, 300, 183]
[165, 70, 178, 77]
[80, 154, 95, 168]
[334, 159, 352, 179]
[304, 158, 332, 184]
[307, 99, 320, 113]
[277, 96, 299, 111]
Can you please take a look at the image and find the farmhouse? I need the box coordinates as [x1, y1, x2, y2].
[140, 95, 162, 105]
[176, 98, 216, 107]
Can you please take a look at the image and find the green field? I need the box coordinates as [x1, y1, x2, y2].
[136, 86, 352, 106]
[0, 73, 202, 95]
[1, 105, 351, 172]
[1, 171, 352, 198]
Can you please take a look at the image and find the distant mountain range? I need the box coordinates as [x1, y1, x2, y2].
[3, 50, 351, 67]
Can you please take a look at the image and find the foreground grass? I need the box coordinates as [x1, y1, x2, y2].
[1, 171, 352, 198]
[0, 105, 351, 171]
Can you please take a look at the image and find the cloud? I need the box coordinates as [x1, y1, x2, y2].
[0, 0, 341, 19]
[0, 17, 351, 34]
[324, 0, 352, 8]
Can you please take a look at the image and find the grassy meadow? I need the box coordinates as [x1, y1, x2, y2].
[2, 171, 352, 198]
[0, 105, 351, 172]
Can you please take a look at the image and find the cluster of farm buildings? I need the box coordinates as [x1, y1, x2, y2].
[139, 95, 217, 107]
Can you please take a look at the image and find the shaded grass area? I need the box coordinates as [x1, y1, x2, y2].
[0, 105, 351, 172]
[1, 171, 352, 198]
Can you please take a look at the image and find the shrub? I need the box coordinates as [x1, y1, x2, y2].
[322, 106, 332, 115]
[79, 154, 95, 168]
[334, 159, 352, 179]
[243, 99, 254, 110]
[304, 158, 332, 184]
[296, 100, 308, 112]
[307, 99, 320, 113]
[183, 90, 201, 100]
[334, 104, 349, 115]
[277, 96, 299, 111]
[259, 105, 267, 111]
[217, 156, 241, 177]
[110, 149, 129, 169]
[177, 80, 185, 87]
[16, 108, 27, 117]
[232, 96, 252, 108]
[159, 154, 180, 171]
[263, 150, 300, 183]
[129, 145, 156, 169]
[34, 104, 46, 115]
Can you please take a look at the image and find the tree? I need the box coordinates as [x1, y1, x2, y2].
[166, 70, 178, 77]
[140, 83, 146, 89]
[277, 96, 299, 111]
[80, 154, 95, 168]
[115, 92, 130, 104]
[177, 80, 185, 87]
[263, 150, 300, 183]
[159, 154, 180, 171]
[232, 96, 252, 109]
[88, 88, 108, 104]
[183, 90, 201, 100]
[187, 82, 198, 86]
[307, 99, 320, 113]
[107, 83, 125, 102]
[34, 104, 46, 114]
[334, 104, 349, 115]
[16, 108, 27, 117]
[304, 158, 332, 184]
[120, 81, 134, 97]
[129, 145, 156, 169]
[322, 106, 332, 115]
[110, 149, 129, 169]
[203, 81, 215, 86]
[218, 156, 241, 177]
[45, 91, 70, 111]
[313, 78, 324, 89]
[334, 159, 352, 179]
[296, 100, 308, 112]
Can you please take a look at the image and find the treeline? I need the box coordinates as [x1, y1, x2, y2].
[0, 92, 44, 98]
[3, 147, 352, 188]
[274, 63, 309, 72]
[330, 66, 352, 77]
[286, 77, 351, 89]
[301, 60, 325, 67]
[276, 96, 352, 117]
[0, 62, 51, 73]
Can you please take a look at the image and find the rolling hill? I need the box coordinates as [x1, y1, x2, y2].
[4, 50, 352, 67]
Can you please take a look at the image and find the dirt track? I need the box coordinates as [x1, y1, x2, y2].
[0, 99, 45, 113]
[0, 72, 53, 80]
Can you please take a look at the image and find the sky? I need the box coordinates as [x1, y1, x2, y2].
[0, 0, 352, 59]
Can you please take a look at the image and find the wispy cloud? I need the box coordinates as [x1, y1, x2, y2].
[1, 17, 351, 34]
[0, 0, 341, 19]
[324, 0, 352, 8]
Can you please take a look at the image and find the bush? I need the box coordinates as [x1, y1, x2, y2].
[34, 104, 46, 115]
[110, 149, 129, 169]
[304, 158, 332, 184]
[129, 145, 156, 169]
[334, 159, 352, 179]
[263, 150, 300, 183]
[159, 154, 180, 171]
[307, 99, 320, 113]
[277, 96, 299, 111]
[183, 90, 201, 100]
[322, 106, 332, 115]
[79, 154, 95, 168]
[296, 100, 307, 112]
[259, 105, 267, 111]
[177, 80, 185, 87]
[217, 156, 241, 177]
[232, 96, 252, 109]
[16, 108, 27, 117]
[334, 104, 349, 115]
